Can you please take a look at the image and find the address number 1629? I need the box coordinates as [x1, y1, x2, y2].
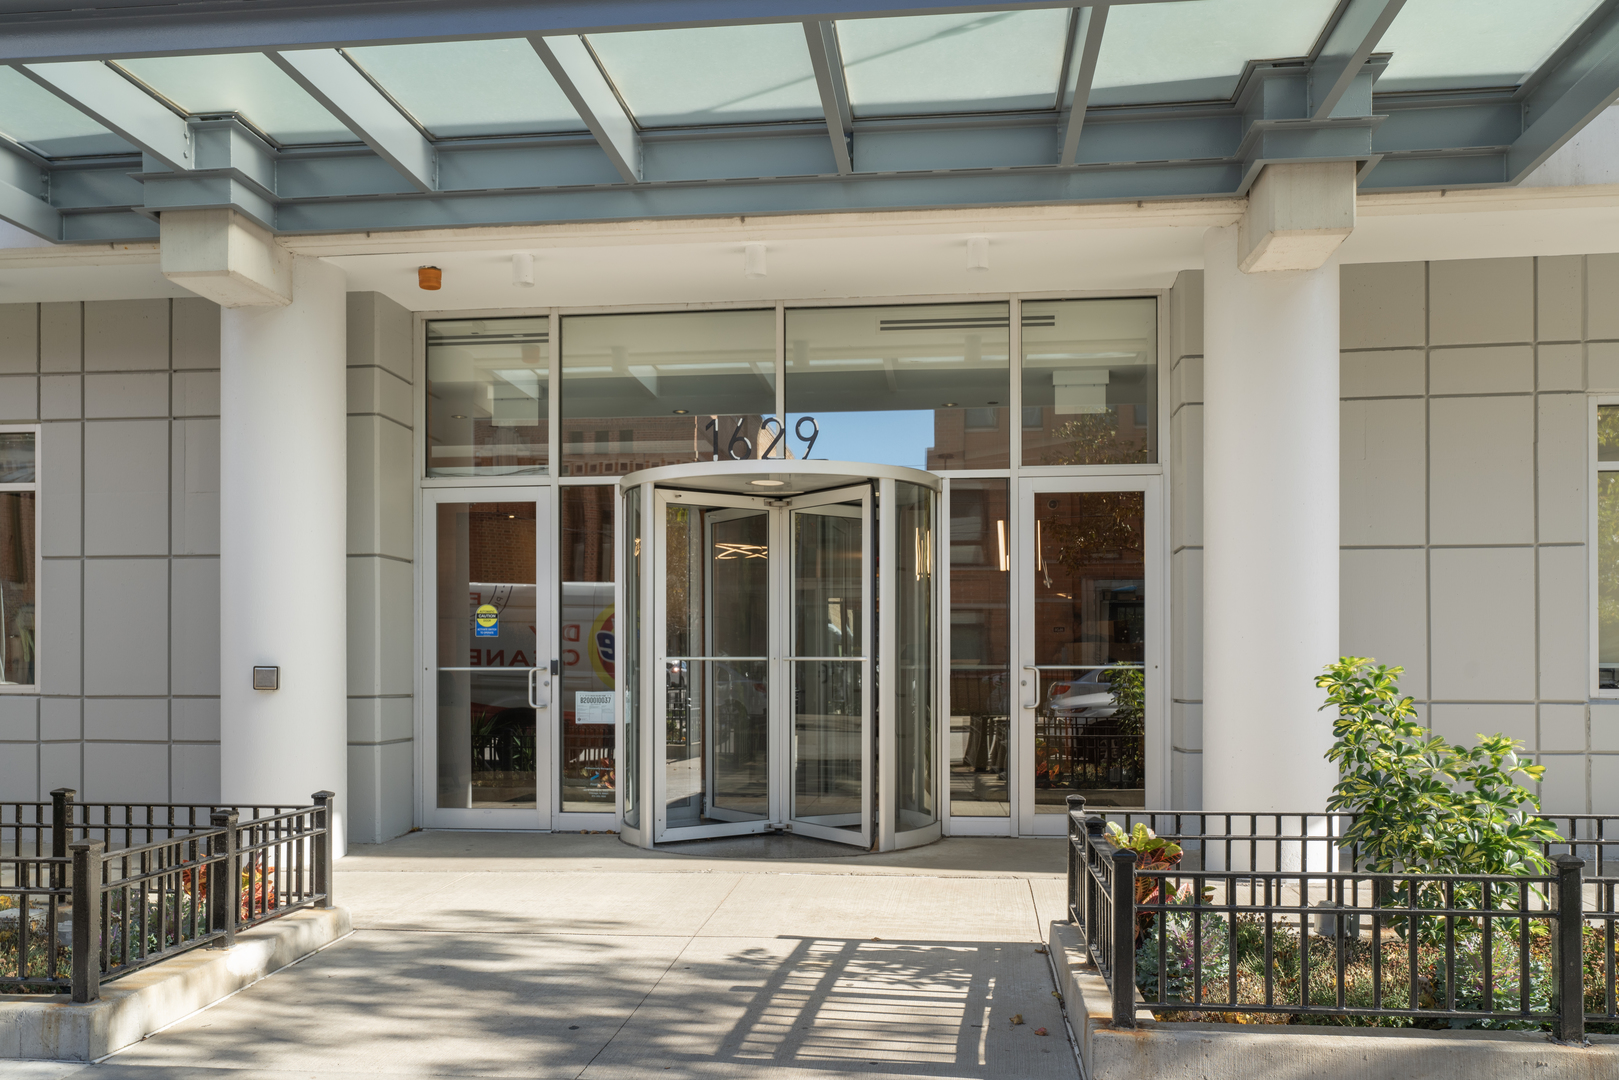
[703, 415, 819, 461]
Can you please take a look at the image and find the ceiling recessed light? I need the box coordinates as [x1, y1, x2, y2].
[673, 409, 689, 414]
[451, 414, 467, 419]
[942, 402, 957, 408]
[750, 479, 785, 487]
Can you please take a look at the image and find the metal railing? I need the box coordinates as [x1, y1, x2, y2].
[1066, 797, 1619, 1041]
[2, 789, 334, 1002]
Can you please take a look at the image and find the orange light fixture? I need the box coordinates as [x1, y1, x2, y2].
[418, 266, 442, 290]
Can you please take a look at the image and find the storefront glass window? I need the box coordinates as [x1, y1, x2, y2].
[0, 430, 37, 688]
[785, 303, 1010, 470]
[560, 310, 776, 477]
[1021, 298, 1157, 467]
[947, 478, 1009, 818]
[1597, 406, 1619, 689]
[561, 485, 618, 812]
[426, 318, 550, 476]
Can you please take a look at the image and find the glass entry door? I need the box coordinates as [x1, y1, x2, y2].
[423, 489, 553, 828]
[651, 485, 872, 846]
[1017, 477, 1161, 833]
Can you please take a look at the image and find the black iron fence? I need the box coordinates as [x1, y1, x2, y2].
[1066, 798, 1619, 1042]
[1, 789, 335, 1002]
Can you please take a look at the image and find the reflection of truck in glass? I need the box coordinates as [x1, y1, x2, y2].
[562, 581, 615, 802]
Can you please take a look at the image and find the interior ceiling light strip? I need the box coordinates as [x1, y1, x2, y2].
[429, 333, 551, 345]
[878, 316, 1056, 331]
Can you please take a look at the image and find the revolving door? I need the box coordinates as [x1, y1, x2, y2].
[619, 461, 940, 852]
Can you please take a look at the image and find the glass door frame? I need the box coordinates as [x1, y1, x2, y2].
[650, 487, 786, 843]
[1015, 474, 1165, 836]
[417, 485, 556, 830]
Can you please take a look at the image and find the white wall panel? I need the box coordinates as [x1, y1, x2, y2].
[1538, 544, 1587, 701]
[170, 557, 220, 696]
[171, 419, 221, 556]
[1429, 258, 1533, 346]
[1586, 254, 1619, 341]
[1429, 346, 1533, 395]
[38, 741, 79, 796]
[1537, 344, 1583, 391]
[0, 375, 39, 421]
[1429, 396, 1534, 545]
[1538, 394, 1587, 544]
[1341, 398, 1425, 546]
[38, 559, 81, 696]
[171, 696, 220, 742]
[84, 299, 168, 371]
[83, 558, 168, 696]
[39, 698, 79, 740]
[1537, 256, 1584, 342]
[40, 375, 81, 420]
[0, 304, 39, 373]
[38, 303, 79, 373]
[84, 419, 169, 556]
[171, 298, 219, 371]
[1341, 349, 1424, 397]
[83, 741, 167, 801]
[83, 697, 166, 741]
[1540, 703, 1587, 752]
[1430, 547, 1536, 701]
[1430, 702, 1535, 749]
[0, 695, 37, 740]
[1340, 547, 1429, 696]
[170, 742, 221, 804]
[1341, 262, 1425, 349]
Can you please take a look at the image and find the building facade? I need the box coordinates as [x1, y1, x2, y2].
[2, 2, 1619, 849]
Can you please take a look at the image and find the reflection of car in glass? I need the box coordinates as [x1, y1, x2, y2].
[1045, 669, 1121, 722]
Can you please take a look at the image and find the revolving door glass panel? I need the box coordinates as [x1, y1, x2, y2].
[789, 499, 869, 843]
[661, 500, 772, 835]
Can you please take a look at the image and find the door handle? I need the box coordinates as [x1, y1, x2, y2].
[528, 667, 551, 709]
[1021, 665, 1040, 710]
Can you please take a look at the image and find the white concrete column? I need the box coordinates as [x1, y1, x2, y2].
[219, 256, 348, 852]
[1201, 224, 1339, 818]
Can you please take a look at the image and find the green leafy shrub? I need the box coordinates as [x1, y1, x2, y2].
[1317, 657, 1560, 879]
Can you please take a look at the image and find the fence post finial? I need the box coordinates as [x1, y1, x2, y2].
[1552, 853, 1586, 1044]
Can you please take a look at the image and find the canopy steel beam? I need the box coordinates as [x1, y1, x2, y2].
[0, 145, 58, 239]
[0, 0, 1186, 64]
[1508, 2, 1619, 181]
[14, 60, 194, 171]
[267, 49, 436, 192]
[1308, 0, 1406, 120]
[804, 21, 853, 174]
[529, 35, 640, 183]
[1057, 6, 1106, 165]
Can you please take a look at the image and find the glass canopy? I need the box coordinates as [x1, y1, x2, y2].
[115, 54, 356, 145]
[0, 1, 1614, 236]
[6, 0, 1603, 158]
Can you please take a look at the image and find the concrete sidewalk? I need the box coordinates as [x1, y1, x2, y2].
[4, 833, 1078, 1080]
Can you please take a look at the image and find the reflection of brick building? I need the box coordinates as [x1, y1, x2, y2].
[561, 414, 768, 476]
[466, 503, 537, 584]
[926, 404, 1154, 471]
